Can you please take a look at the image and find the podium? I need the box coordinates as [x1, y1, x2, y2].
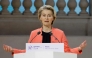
[14, 51, 77, 58]
[14, 43, 77, 58]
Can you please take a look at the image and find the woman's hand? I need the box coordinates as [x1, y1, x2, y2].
[3, 44, 13, 52]
[78, 40, 87, 51]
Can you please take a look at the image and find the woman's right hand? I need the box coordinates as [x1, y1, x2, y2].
[3, 44, 13, 52]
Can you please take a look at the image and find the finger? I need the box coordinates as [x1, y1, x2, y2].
[82, 43, 87, 48]
[81, 40, 86, 45]
[4, 45, 8, 48]
[84, 40, 86, 43]
[8, 46, 12, 52]
[7, 46, 12, 52]
[4, 45, 10, 52]
[3, 47, 6, 51]
[83, 41, 87, 45]
[9, 47, 13, 52]
[4, 47, 8, 51]
[3, 44, 12, 52]
[3, 45, 8, 49]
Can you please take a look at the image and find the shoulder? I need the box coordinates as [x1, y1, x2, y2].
[53, 28, 64, 33]
[53, 28, 63, 32]
[30, 28, 41, 34]
[53, 28, 66, 36]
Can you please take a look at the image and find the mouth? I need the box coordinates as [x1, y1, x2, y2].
[44, 21, 49, 22]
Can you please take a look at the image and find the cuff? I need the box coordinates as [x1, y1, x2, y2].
[70, 47, 82, 54]
[79, 50, 82, 53]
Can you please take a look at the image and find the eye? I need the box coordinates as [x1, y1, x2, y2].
[48, 14, 52, 17]
[42, 14, 46, 17]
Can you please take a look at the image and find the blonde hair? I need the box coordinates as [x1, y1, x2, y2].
[38, 5, 56, 24]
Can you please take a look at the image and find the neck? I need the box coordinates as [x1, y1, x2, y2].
[42, 25, 52, 32]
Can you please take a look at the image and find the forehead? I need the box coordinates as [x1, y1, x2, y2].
[41, 9, 53, 14]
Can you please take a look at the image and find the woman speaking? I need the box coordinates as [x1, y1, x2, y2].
[3, 5, 86, 55]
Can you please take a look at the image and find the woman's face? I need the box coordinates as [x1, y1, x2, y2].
[39, 9, 54, 26]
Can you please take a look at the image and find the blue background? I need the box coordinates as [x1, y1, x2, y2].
[0, 0, 89, 14]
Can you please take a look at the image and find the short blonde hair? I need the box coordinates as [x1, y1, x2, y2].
[38, 5, 56, 21]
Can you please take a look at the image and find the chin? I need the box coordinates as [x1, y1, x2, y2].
[43, 24, 51, 26]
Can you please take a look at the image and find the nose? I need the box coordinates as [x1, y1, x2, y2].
[45, 16, 48, 20]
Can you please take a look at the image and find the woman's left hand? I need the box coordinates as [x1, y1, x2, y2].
[78, 40, 87, 51]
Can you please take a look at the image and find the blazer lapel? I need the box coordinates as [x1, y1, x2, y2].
[51, 27, 60, 43]
[36, 27, 59, 43]
[37, 28, 43, 43]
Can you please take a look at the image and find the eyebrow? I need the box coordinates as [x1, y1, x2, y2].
[41, 13, 53, 15]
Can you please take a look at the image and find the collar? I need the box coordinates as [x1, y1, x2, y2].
[39, 27, 54, 35]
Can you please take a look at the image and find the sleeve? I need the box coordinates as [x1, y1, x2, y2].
[12, 31, 33, 55]
[12, 49, 26, 55]
[61, 31, 82, 54]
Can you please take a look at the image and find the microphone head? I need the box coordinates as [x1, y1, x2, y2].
[37, 31, 41, 35]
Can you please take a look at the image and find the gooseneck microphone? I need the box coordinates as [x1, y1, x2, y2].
[30, 31, 41, 43]
[49, 32, 60, 43]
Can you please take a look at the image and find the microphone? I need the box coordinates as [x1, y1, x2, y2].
[49, 32, 60, 43]
[30, 31, 41, 43]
